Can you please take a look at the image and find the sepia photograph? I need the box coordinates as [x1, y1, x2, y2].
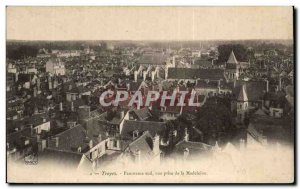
[5, 6, 295, 183]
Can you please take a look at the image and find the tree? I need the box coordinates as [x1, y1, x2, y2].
[195, 98, 235, 146]
[7, 45, 38, 60]
[217, 44, 247, 63]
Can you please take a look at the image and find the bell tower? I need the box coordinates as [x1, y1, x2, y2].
[225, 51, 239, 81]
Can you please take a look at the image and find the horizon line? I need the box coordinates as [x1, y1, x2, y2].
[6, 38, 294, 42]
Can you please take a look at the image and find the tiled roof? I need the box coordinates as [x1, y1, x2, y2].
[247, 124, 265, 143]
[195, 80, 219, 89]
[39, 148, 83, 168]
[137, 54, 168, 65]
[133, 107, 152, 121]
[195, 59, 212, 68]
[48, 124, 87, 152]
[168, 68, 225, 80]
[65, 85, 90, 94]
[121, 120, 166, 138]
[127, 131, 155, 161]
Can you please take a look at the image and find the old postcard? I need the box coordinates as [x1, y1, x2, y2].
[6, 6, 294, 183]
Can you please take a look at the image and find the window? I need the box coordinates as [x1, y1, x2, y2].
[133, 130, 139, 139]
[113, 140, 117, 148]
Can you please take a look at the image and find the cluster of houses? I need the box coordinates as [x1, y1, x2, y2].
[7, 43, 294, 173]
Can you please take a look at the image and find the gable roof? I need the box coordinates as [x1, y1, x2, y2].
[137, 54, 168, 65]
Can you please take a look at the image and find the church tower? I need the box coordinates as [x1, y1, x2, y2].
[225, 51, 240, 81]
[237, 84, 249, 123]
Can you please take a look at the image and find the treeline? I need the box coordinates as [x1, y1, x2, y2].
[217, 44, 248, 63]
[7, 45, 39, 60]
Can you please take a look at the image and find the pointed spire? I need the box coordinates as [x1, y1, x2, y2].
[227, 50, 238, 64]
[237, 85, 248, 101]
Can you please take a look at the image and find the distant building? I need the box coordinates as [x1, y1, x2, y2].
[225, 51, 240, 80]
[46, 58, 66, 76]
[167, 67, 225, 83]
[191, 50, 201, 57]
[225, 51, 250, 81]
[231, 80, 268, 124]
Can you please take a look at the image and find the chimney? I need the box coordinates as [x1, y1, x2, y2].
[151, 71, 155, 82]
[133, 130, 139, 140]
[59, 102, 63, 111]
[279, 77, 282, 91]
[29, 124, 33, 135]
[55, 137, 59, 148]
[134, 71, 138, 82]
[266, 80, 269, 93]
[53, 79, 58, 89]
[184, 128, 189, 142]
[143, 71, 147, 81]
[179, 106, 183, 115]
[15, 72, 19, 82]
[48, 79, 52, 90]
[116, 139, 121, 150]
[153, 134, 160, 155]
[126, 83, 130, 91]
[120, 110, 125, 119]
[89, 140, 93, 149]
[71, 101, 74, 111]
[98, 134, 102, 143]
[33, 87, 37, 97]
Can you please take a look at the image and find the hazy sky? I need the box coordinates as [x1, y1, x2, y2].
[7, 7, 293, 41]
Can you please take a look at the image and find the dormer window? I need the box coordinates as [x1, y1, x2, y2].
[133, 130, 139, 139]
